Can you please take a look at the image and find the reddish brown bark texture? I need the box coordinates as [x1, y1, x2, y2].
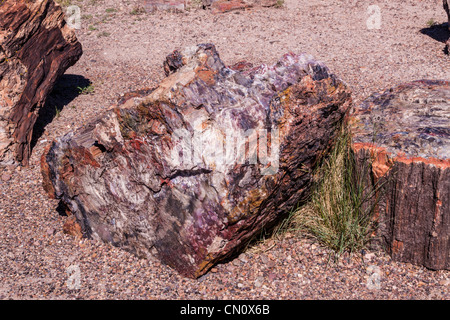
[351, 80, 450, 270]
[42, 44, 351, 278]
[0, 0, 82, 165]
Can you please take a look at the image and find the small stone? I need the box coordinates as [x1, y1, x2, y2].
[364, 252, 376, 262]
[260, 254, 269, 264]
[254, 277, 264, 288]
[1, 173, 11, 181]
[268, 273, 277, 282]
[366, 265, 381, 290]
[238, 253, 248, 263]
[233, 259, 242, 266]
[439, 279, 450, 286]
[46, 227, 56, 236]
[366, 265, 381, 275]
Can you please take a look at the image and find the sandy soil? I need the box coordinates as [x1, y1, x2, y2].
[0, 0, 449, 300]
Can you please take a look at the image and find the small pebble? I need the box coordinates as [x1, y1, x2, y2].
[254, 276, 264, 288]
[439, 279, 450, 286]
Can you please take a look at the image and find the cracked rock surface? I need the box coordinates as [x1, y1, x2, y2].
[0, 0, 82, 166]
[42, 43, 351, 278]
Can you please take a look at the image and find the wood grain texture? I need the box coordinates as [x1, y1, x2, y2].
[351, 80, 450, 270]
[0, 0, 82, 166]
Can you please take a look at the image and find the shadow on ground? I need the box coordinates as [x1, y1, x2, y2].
[30, 74, 91, 152]
[420, 22, 450, 54]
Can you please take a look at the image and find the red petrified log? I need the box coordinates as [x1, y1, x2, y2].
[42, 44, 351, 278]
[0, 0, 82, 166]
[210, 0, 252, 13]
[351, 80, 450, 270]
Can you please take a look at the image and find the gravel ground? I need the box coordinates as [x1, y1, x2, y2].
[0, 0, 449, 300]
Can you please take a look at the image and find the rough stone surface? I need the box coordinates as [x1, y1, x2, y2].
[41, 43, 351, 278]
[350, 80, 450, 271]
[0, 0, 82, 166]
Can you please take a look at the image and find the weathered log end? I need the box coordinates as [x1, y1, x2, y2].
[0, 0, 83, 166]
[42, 43, 352, 278]
[351, 80, 450, 270]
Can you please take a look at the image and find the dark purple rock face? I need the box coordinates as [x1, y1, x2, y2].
[42, 44, 351, 278]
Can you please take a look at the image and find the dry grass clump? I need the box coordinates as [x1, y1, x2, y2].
[289, 126, 382, 260]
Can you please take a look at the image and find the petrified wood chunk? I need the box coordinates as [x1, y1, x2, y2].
[0, 0, 82, 166]
[210, 0, 252, 13]
[350, 80, 450, 270]
[42, 44, 351, 278]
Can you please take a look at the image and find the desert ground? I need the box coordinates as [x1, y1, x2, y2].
[0, 0, 449, 299]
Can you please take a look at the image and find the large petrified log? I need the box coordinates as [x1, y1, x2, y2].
[0, 0, 82, 166]
[42, 44, 351, 278]
[350, 80, 449, 270]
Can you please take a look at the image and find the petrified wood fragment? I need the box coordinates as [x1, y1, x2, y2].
[0, 0, 82, 165]
[350, 80, 450, 270]
[42, 44, 351, 278]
